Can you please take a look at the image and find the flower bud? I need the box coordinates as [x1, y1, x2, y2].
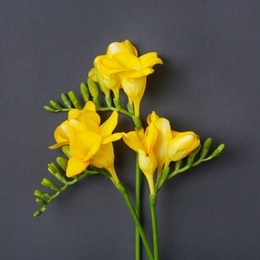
[61, 146, 72, 158]
[56, 157, 68, 171]
[200, 138, 212, 159]
[68, 91, 82, 109]
[36, 198, 47, 205]
[80, 82, 90, 103]
[44, 105, 56, 112]
[211, 144, 225, 158]
[41, 178, 61, 191]
[88, 78, 99, 98]
[61, 93, 73, 108]
[165, 131, 200, 167]
[50, 100, 63, 110]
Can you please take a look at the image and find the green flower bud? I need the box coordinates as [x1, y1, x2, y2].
[44, 105, 56, 112]
[187, 145, 201, 166]
[56, 157, 68, 171]
[41, 178, 61, 191]
[80, 82, 90, 103]
[200, 138, 212, 159]
[48, 163, 67, 184]
[96, 70, 110, 98]
[88, 78, 99, 98]
[36, 198, 47, 205]
[174, 160, 183, 171]
[50, 100, 63, 110]
[61, 93, 73, 108]
[68, 91, 82, 109]
[61, 146, 72, 158]
[34, 190, 51, 200]
[211, 144, 225, 158]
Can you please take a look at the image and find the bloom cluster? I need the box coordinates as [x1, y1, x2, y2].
[34, 40, 224, 260]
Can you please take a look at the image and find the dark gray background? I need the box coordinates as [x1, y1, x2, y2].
[1, 1, 259, 259]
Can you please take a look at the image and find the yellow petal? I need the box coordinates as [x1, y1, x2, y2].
[147, 111, 159, 124]
[106, 40, 138, 57]
[121, 77, 146, 101]
[49, 142, 68, 149]
[66, 157, 89, 177]
[68, 109, 82, 119]
[123, 131, 144, 153]
[99, 111, 118, 139]
[129, 68, 154, 78]
[70, 131, 102, 160]
[103, 132, 123, 144]
[139, 52, 163, 68]
[153, 117, 172, 173]
[143, 123, 158, 154]
[84, 101, 96, 112]
[88, 68, 98, 82]
[112, 53, 141, 69]
[91, 143, 119, 183]
[138, 150, 157, 194]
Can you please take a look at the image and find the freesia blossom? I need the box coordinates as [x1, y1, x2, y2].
[49, 101, 100, 149]
[50, 101, 122, 182]
[147, 111, 200, 170]
[123, 112, 200, 191]
[164, 131, 200, 168]
[90, 40, 163, 116]
[123, 124, 158, 194]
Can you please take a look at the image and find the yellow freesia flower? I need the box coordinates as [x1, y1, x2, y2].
[90, 40, 163, 117]
[49, 101, 122, 182]
[164, 131, 200, 168]
[123, 123, 158, 194]
[124, 111, 200, 191]
[49, 101, 100, 149]
[147, 112, 172, 177]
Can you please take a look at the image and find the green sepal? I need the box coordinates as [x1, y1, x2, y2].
[41, 178, 61, 191]
[127, 102, 134, 114]
[105, 96, 113, 107]
[133, 117, 142, 131]
[80, 82, 90, 103]
[68, 91, 82, 109]
[113, 98, 122, 110]
[174, 160, 183, 171]
[61, 93, 73, 108]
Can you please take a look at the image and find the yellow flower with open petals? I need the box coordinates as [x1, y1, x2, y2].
[66, 109, 122, 182]
[49, 101, 100, 149]
[49, 101, 122, 182]
[91, 40, 163, 117]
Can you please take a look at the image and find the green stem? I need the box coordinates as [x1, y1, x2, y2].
[116, 183, 154, 260]
[135, 154, 141, 260]
[150, 194, 159, 260]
